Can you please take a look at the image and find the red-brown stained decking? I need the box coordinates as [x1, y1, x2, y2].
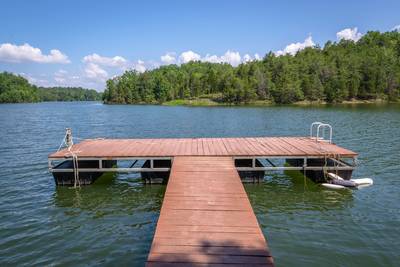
[146, 156, 274, 266]
[48, 138, 357, 265]
[49, 137, 357, 158]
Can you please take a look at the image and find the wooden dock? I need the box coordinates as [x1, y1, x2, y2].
[48, 132, 358, 265]
[147, 156, 274, 266]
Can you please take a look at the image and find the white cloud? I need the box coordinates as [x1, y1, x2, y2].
[12, 47, 270, 91]
[84, 63, 108, 81]
[81, 53, 148, 76]
[202, 54, 221, 63]
[54, 69, 68, 83]
[336, 27, 363, 42]
[163, 50, 260, 66]
[243, 54, 252, 63]
[240, 53, 261, 63]
[82, 53, 127, 68]
[392, 25, 400, 32]
[78, 53, 149, 88]
[81, 53, 128, 86]
[179, 50, 201, 63]
[19, 71, 102, 90]
[201, 50, 242, 66]
[133, 60, 146, 73]
[220, 50, 241, 66]
[52, 70, 84, 87]
[21, 73, 52, 87]
[276, 36, 315, 56]
[161, 52, 176, 64]
[0, 43, 70, 64]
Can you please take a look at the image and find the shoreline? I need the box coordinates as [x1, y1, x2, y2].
[158, 98, 397, 107]
[2, 98, 398, 106]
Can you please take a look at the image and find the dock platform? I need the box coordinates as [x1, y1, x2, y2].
[49, 137, 357, 183]
[49, 137, 357, 159]
[147, 156, 273, 266]
[48, 132, 358, 265]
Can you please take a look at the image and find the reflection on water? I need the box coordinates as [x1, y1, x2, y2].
[0, 102, 399, 266]
[247, 171, 354, 210]
[53, 173, 165, 212]
[49, 173, 166, 265]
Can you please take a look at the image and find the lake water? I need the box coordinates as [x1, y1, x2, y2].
[0, 102, 399, 266]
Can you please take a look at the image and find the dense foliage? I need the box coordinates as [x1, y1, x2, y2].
[0, 72, 101, 103]
[0, 72, 40, 103]
[37, 87, 102, 101]
[103, 31, 400, 104]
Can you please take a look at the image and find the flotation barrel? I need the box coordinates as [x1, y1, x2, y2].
[331, 178, 357, 187]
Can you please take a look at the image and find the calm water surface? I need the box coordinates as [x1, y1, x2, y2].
[0, 102, 399, 266]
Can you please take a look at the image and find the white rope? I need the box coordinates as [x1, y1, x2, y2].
[66, 144, 81, 188]
[57, 128, 80, 188]
[56, 129, 107, 188]
[71, 152, 80, 188]
[57, 132, 69, 151]
[67, 140, 80, 188]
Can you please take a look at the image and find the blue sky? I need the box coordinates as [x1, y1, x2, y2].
[0, 0, 399, 91]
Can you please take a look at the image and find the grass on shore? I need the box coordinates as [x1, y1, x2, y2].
[163, 98, 221, 106]
[162, 96, 396, 107]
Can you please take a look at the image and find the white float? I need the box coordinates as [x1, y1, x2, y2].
[351, 178, 374, 186]
[321, 183, 346, 189]
[323, 173, 374, 189]
[327, 173, 344, 180]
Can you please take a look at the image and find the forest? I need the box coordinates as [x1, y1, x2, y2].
[0, 72, 101, 103]
[103, 31, 400, 105]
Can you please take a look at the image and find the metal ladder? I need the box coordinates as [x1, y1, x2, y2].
[310, 122, 333, 143]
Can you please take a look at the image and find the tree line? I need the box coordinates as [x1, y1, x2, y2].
[0, 72, 102, 103]
[103, 31, 400, 104]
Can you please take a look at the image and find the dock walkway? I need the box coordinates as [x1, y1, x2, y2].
[147, 156, 274, 266]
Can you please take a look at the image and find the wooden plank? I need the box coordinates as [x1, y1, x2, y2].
[148, 253, 272, 264]
[153, 225, 261, 234]
[255, 137, 280, 155]
[249, 137, 273, 155]
[149, 244, 270, 256]
[140, 139, 156, 156]
[147, 156, 273, 266]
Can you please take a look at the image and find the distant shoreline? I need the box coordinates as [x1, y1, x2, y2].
[2, 98, 398, 106]
[0, 100, 100, 104]
[103, 97, 398, 107]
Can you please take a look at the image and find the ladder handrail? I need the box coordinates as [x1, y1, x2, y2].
[310, 122, 333, 143]
[310, 122, 324, 137]
[316, 123, 332, 143]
